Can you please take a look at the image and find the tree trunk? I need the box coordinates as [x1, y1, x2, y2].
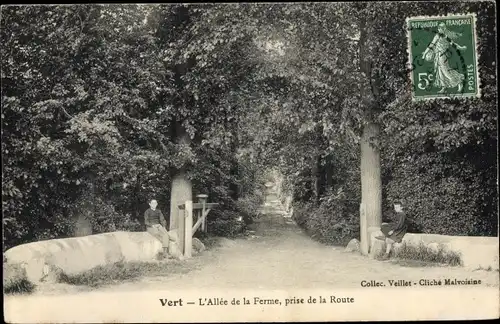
[360, 122, 382, 254]
[325, 154, 334, 192]
[310, 158, 318, 205]
[169, 121, 192, 231]
[358, 13, 382, 255]
[229, 162, 239, 201]
[228, 114, 239, 201]
[134, 175, 144, 229]
[74, 176, 94, 237]
[74, 212, 92, 237]
[169, 54, 194, 232]
[313, 155, 323, 205]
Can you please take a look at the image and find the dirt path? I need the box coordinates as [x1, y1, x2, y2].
[92, 195, 498, 292]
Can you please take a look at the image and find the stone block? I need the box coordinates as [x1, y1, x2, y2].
[115, 232, 163, 262]
[401, 233, 498, 270]
[192, 238, 206, 253]
[449, 239, 498, 270]
[167, 230, 179, 242]
[344, 239, 360, 253]
[369, 229, 386, 259]
[427, 242, 440, 254]
[168, 241, 184, 260]
[3, 231, 163, 282]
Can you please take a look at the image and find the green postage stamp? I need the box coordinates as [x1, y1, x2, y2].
[407, 14, 480, 100]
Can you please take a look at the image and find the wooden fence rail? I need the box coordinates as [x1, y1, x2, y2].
[177, 196, 218, 258]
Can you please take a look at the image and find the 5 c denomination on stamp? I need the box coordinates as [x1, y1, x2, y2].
[406, 13, 480, 100]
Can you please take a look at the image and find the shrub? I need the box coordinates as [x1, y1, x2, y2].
[204, 188, 263, 238]
[115, 213, 143, 232]
[4, 263, 36, 295]
[384, 144, 497, 236]
[235, 193, 264, 225]
[193, 231, 222, 249]
[207, 209, 245, 237]
[290, 200, 313, 229]
[292, 188, 360, 246]
[90, 198, 141, 233]
[4, 277, 36, 295]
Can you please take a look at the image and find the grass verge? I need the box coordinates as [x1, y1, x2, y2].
[4, 278, 36, 295]
[4, 262, 37, 295]
[6, 235, 224, 291]
[58, 235, 224, 288]
[385, 242, 463, 267]
[473, 265, 499, 272]
[58, 260, 192, 288]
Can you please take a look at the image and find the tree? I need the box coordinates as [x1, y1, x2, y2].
[2, 3, 496, 251]
[2, 4, 173, 243]
[227, 1, 497, 247]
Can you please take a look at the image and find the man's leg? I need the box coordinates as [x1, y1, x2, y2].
[147, 225, 165, 245]
[385, 237, 396, 258]
[146, 225, 159, 238]
[392, 241, 402, 257]
[157, 225, 170, 250]
[147, 225, 170, 257]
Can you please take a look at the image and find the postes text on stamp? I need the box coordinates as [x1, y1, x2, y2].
[407, 14, 479, 100]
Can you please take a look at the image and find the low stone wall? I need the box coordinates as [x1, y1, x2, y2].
[402, 233, 499, 270]
[369, 230, 499, 270]
[4, 231, 163, 283]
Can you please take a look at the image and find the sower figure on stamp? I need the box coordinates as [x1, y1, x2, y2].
[144, 199, 169, 255]
[422, 22, 467, 94]
[378, 200, 408, 260]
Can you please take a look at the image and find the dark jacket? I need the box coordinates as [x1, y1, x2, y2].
[381, 210, 408, 243]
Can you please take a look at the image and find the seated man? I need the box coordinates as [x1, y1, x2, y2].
[144, 199, 169, 255]
[379, 200, 408, 260]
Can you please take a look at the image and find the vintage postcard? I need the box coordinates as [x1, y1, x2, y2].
[2, 1, 498, 323]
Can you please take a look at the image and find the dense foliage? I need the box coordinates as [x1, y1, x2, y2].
[380, 1, 497, 236]
[251, 1, 497, 243]
[2, 2, 497, 250]
[1, 4, 264, 249]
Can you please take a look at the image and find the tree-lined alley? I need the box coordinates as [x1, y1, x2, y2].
[1, 3, 497, 252]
